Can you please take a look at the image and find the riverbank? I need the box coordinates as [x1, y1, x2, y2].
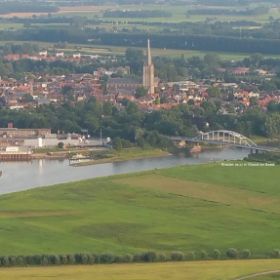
[32, 147, 106, 160]
[0, 148, 249, 195]
[69, 148, 170, 167]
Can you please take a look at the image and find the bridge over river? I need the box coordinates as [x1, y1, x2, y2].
[169, 130, 279, 153]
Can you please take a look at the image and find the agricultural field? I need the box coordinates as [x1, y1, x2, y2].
[2, 2, 279, 24]
[0, 22, 23, 30]
[56, 4, 280, 24]
[0, 163, 279, 256]
[0, 260, 280, 280]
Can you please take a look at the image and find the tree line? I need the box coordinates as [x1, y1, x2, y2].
[6, 28, 280, 55]
[1, 247, 280, 267]
[0, 97, 279, 144]
[0, 1, 58, 14]
[103, 10, 172, 18]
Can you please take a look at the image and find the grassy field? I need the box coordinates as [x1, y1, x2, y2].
[0, 260, 280, 280]
[0, 163, 279, 256]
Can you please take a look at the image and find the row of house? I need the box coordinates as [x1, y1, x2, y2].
[0, 73, 104, 109]
[3, 51, 100, 63]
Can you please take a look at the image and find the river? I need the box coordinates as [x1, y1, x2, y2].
[0, 148, 249, 195]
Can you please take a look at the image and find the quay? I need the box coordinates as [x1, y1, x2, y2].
[0, 147, 32, 161]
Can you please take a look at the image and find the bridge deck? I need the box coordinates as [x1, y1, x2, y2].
[169, 136, 279, 153]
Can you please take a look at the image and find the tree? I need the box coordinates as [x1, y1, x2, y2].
[265, 113, 280, 137]
[267, 101, 280, 112]
[226, 248, 238, 259]
[135, 87, 148, 99]
[57, 142, 64, 149]
[207, 87, 221, 98]
[170, 251, 185, 261]
[61, 85, 74, 101]
[21, 93, 33, 103]
[113, 137, 122, 151]
[212, 249, 221, 259]
[125, 48, 144, 76]
[240, 249, 251, 259]
[249, 53, 263, 68]
[204, 54, 220, 69]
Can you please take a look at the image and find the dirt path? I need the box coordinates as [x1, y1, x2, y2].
[235, 270, 280, 280]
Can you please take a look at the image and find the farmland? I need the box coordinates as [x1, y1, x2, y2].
[8, 3, 279, 24]
[1, 1, 280, 56]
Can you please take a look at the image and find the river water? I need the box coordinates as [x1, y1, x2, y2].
[0, 148, 249, 195]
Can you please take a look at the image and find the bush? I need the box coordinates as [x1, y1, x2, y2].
[99, 253, 115, 264]
[9, 256, 17, 266]
[212, 249, 221, 260]
[170, 251, 185, 261]
[87, 254, 96, 264]
[132, 253, 142, 262]
[141, 251, 158, 262]
[48, 254, 60, 265]
[200, 250, 208, 260]
[31, 255, 43, 265]
[74, 253, 83, 264]
[59, 255, 68, 265]
[15, 256, 25, 266]
[122, 254, 133, 263]
[240, 249, 251, 259]
[226, 248, 238, 259]
[67, 254, 75, 264]
[1, 256, 10, 266]
[185, 251, 196, 260]
[157, 253, 167, 262]
[114, 255, 123, 263]
[41, 256, 49, 266]
[57, 142, 64, 149]
[271, 249, 280, 258]
[80, 254, 89, 264]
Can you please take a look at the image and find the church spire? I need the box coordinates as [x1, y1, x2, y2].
[143, 39, 155, 95]
[147, 39, 152, 66]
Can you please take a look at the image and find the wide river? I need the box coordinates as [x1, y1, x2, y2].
[0, 148, 249, 195]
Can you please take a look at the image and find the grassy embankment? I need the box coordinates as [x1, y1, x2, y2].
[1, 260, 280, 280]
[71, 148, 170, 166]
[0, 163, 279, 256]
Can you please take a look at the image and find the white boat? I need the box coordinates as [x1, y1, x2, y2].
[69, 154, 92, 165]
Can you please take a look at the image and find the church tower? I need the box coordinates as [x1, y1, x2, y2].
[143, 39, 155, 95]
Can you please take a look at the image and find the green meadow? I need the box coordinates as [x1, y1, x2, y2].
[0, 163, 279, 256]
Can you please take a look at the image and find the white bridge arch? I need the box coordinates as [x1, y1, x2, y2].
[193, 130, 257, 148]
